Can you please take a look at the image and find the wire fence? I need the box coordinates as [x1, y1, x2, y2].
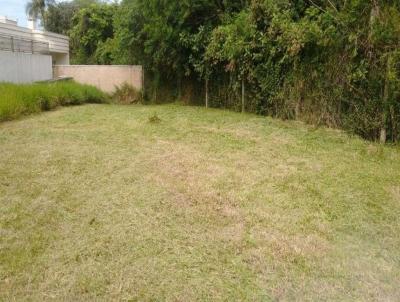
[0, 34, 49, 54]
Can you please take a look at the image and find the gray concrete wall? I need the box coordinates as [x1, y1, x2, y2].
[54, 65, 143, 93]
[0, 50, 52, 83]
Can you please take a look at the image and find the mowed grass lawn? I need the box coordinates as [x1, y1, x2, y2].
[1, 104, 400, 301]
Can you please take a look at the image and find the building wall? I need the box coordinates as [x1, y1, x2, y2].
[52, 52, 69, 65]
[0, 17, 70, 65]
[32, 30, 69, 54]
[0, 19, 32, 40]
[0, 50, 52, 83]
[54, 65, 143, 93]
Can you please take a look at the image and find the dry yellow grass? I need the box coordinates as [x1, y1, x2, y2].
[0, 104, 399, 301]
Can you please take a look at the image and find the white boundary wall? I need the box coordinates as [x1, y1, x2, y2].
[54, 65, 143, 93]
[0, 50, 52, 83]
[1, 17, 70, 65]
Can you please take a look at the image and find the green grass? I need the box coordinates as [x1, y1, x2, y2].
[0, 104, 399, 301]
[0, 82, 107, 122]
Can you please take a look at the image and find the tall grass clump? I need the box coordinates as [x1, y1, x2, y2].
[112, 83, 143, 105]
[0, 81, 108, 122]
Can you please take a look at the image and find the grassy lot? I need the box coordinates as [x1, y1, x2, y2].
[0, 104, 399, 301]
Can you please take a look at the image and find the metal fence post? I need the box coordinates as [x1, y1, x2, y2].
[205, 78, 209, 108]
[241, 79, 245, 113]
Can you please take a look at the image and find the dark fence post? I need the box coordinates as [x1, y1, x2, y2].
[241, 79, 245, 113]
[205, 78, 209, 108]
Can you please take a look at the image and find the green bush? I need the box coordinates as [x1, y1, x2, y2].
[0, 81, 108, 122]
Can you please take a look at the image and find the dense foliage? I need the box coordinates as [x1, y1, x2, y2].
[37, 0, 400, 142]
[69, 2, 117, 64]
[27, 0, 109, 62]
[0, 82, 107, 121]
[44, 0, 99, 35]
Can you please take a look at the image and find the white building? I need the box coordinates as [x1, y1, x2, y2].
[0, 16, 143, 92]
[0, 16, 69, 83]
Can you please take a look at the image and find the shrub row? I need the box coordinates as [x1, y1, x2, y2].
[0, 81, 108, 122]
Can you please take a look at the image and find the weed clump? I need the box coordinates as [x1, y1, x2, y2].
[113, 83, 143, 105]
[148, 112, 162, 123]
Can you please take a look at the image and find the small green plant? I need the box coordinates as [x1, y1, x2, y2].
[148, 112, 161, 123]
[113, 83, 143, 105]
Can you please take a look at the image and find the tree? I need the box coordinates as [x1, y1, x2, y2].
[112, 0, 247, 101]
[69, 2, 117, 64]
[44, 0, 100, 35]
[25, 0, 54, 26]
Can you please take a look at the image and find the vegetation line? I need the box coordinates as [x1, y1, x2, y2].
[0, 82, 107, 122]
[26, 0, 400, 143]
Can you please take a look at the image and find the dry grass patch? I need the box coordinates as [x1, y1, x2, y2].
[1, 104, 400, 301]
